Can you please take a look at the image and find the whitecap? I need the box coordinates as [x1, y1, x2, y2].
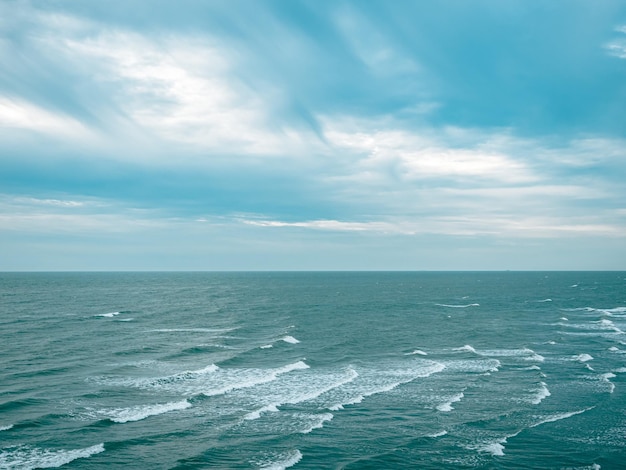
[454, 345, 477, 354]
[530, 382, 551, 405]
[299, 413, 333, 434]
[426, 430, 448, 438]
[436, 392, 464, 412]
[537, 299, 552, 302]
[247, 367, 358, 419]
[573, 354, 594, 363]
[560, 317, 569, 321]
[103, 400, 191, 423]
[479, 440, 506, 456]
[95, 312, 120, 318]
[436, 303, 480, 308]
[600, 373, 616, 393]
[281, 336, 300, 344]
[0, 443, 104, 469]
[245, 404, 279, 421]
[260, 344, 273, 349]
[405, 349, 428, 356]
[0, 424, 13, 431]
[115, 318, 133, 322]
[257, 449, 303, 470]
[615, 367, 626, 373]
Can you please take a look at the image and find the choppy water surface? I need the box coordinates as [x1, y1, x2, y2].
[1, 272, 625, 469]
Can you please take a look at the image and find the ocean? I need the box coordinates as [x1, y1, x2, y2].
[1, 272, 625, 469]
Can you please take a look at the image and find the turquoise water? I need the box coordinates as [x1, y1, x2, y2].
[1, 272, 625, 469]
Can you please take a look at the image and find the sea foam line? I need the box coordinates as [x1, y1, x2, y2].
[328, 361, 446, 411]
[245, 368, 358, 420]
[530, 407, 594, 428]
[256, 449, 303, 470]
[103, 400, 191, 423]
[436, 303, 480, 308]
[0, 443, 104, 469]
[201, 361, 310, 398]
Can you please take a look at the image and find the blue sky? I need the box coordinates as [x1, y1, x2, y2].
[1, 0, 625, 270]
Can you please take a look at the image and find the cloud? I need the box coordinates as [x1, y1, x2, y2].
[605, 25, 626, 58]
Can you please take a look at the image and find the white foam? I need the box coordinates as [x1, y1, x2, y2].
[95, 312, 120, 318]
[116, 318, 133, 322]
[537, 299, 552, 302]
[479, 440, 506, 456]
[245, 404, 279, 421]
[0, 443, 104, 469]
[426, 430, 448, 438]
[300, 413, 333, 434]
[531, 382, 551, 405]
[247, 367, 358, 419]
[454, 345, 477, 354]
[570, 284, 578, 287]
[257, 449, 302, 470]
[405, 349, 428, 356]
[281, 336, 300, 344]
[328, 361, 446, 411]
[531, 408, 593, 428]
[615, 367, 626, 373]
[105, 400, 191, 423]
[260, 344, 273, 349]
[149, 327, 236, 333]
[600, 373, 616, 393]
[573, 354, 594, 363]
[560, 317, 569, 321]
[436, 392, 464, 412]
[437, 303, 480, 308]
[0, 424, 13, 431]
[608, 346, 620, 352]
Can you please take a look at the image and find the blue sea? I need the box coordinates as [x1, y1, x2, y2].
[1, 272, 625, 469]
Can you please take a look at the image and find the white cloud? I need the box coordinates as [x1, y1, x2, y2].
[0, 96, 94, 140]
[605, 25, 626, 58]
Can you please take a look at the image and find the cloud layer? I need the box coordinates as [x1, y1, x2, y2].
[1, 1, 625, 270]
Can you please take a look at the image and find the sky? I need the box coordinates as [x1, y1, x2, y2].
[1, 0, 626, 271]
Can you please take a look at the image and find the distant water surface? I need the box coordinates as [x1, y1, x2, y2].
[1, 272, 625, 469]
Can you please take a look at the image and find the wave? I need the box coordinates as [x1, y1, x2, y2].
[149, 327, 237, 333]
[530, 408, 593, 428]
[536, 299, 552, 302]
[300, 413, 333, 434]
[436, 303, 480, 308]
[246, 367, 358, 420]
[95, 312, 120, 318]
[404, 349, 428, 356]
[426, 430, 448, 438]
[103, 400, 191, 423]
[453, 346, 543, 362]
[201, 361, 310, 398]
[257, 449, 302, 470]
[260, 344, 273, 349]
[0, 443, 104, 469]
[478, 439, 506, 456]
[280, 336, 300, 344]
[530, 382, 551, 405]
[436, 392, 464, 412]
[0, 424, 13, 431]
[454, 345, 477, 354]
[328, 361, 446, 411]
[600, 373, 616, 393]
[573, 354, 594, 363]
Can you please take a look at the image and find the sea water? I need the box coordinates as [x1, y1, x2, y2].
[1, 272, 625, 469]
